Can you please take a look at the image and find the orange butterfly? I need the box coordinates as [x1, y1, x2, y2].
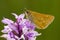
[24, 10, 55, 29]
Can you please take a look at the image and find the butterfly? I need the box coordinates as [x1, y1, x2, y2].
[24, 10, 55, 29]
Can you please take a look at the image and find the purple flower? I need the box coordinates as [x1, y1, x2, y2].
[0, 13, 41, 40]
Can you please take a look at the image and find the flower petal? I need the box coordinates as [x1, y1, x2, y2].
[22, 26, 28, 34]
[8, 24, 18, 34]
[12, 13, 18, 19]
[28, 37, 36, 40]
[0, 34, 9, 38]
[17, 13, 25, 23]
[0, 34, 15, 40]
[26, 30, 41, 38]
[18, 13, 25, 19]
[25, 20, 35, 30]
[19, 35, 25, 40]
[2, 18, 14, 24]
[1, 26, 12, 33]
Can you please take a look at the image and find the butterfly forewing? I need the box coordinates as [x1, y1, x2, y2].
[26, 10, 55, 29]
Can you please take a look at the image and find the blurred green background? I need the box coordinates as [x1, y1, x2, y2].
[0, 0, 60, 40]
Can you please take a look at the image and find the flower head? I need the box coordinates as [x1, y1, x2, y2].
[1, 13, 41, 40]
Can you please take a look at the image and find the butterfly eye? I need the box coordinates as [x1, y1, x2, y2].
[25, 10, 29, 14]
